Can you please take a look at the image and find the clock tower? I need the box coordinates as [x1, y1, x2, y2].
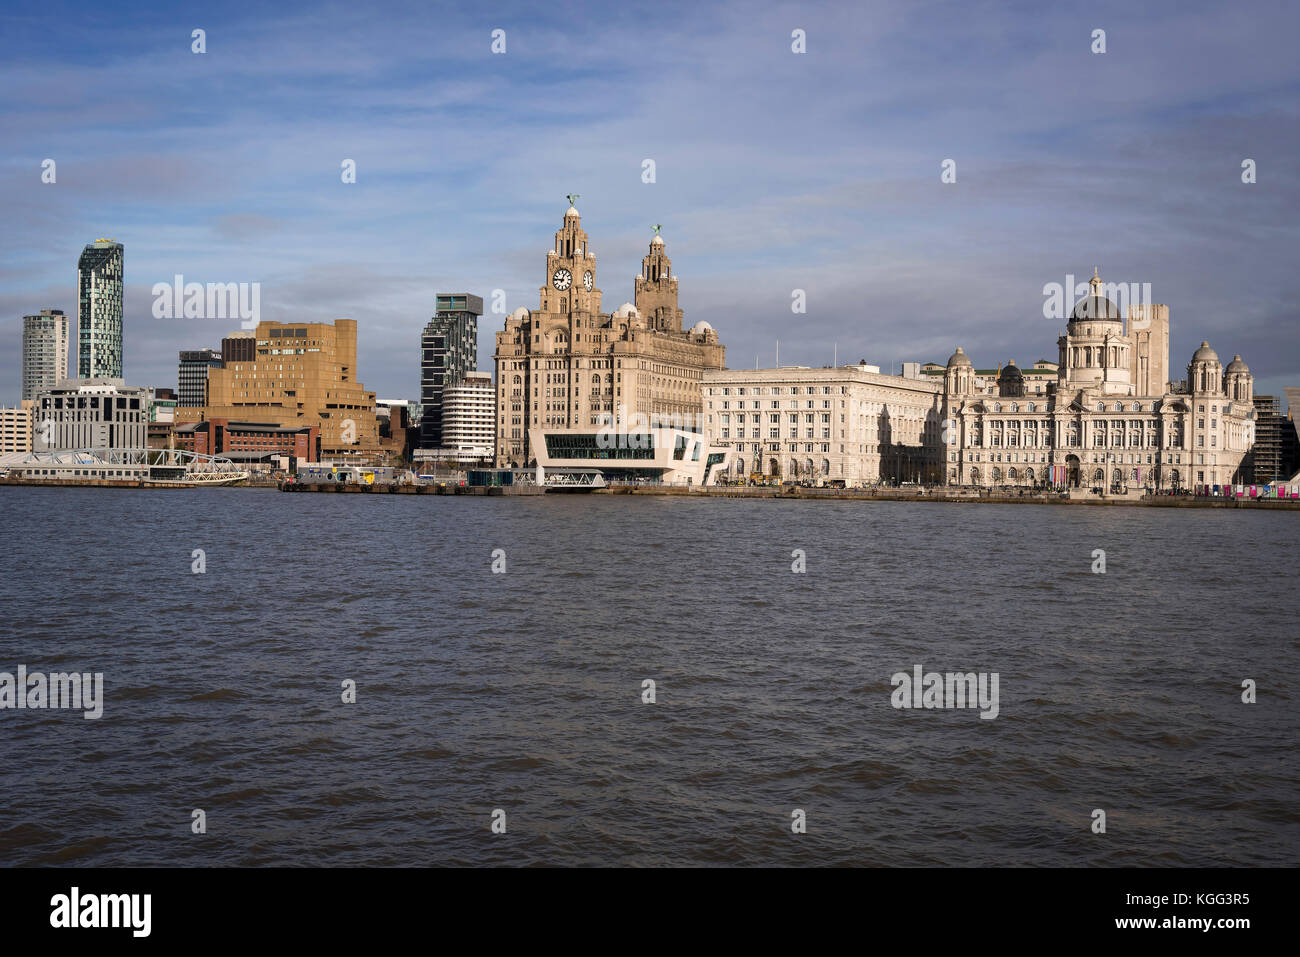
[540, 199, 601, 316]
[634, 227, 682, 332]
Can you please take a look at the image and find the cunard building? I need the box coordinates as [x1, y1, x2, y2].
[493, 201, 725, 467]
[942, 270, 1257, 491]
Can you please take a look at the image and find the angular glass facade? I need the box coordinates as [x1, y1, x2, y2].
[77, 240, 124, 379]
[419, 293, 481, 449]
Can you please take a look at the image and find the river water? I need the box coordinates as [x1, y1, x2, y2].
[1, 486, 1295, 866]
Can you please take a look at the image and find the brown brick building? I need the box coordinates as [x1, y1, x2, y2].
[177, 319, 379, 461]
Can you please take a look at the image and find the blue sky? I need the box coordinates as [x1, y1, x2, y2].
[2, 0, 1298, 405]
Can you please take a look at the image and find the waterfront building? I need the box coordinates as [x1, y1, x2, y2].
[420, 294, 481, 450]
[493, 204, 725, 467]
[178, 348, 224, 407]
[34, 378, 150, 451]
[0, 401, 34, 454]
[704, 362, 943, 484]
[22, 309, 70, 401]
[174, 419, 319, 466]
[416, 371, 496, 467]
[179, 319, 379, 461]
[1250, 395, 1298, 484]
[529, 426, 731, 486]
[76, 240, 124, 379]
[941, 270, 1256, 490]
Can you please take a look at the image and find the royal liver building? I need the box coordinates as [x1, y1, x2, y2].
[493, 201, 725, 467]
[943, 270, 1256, 491]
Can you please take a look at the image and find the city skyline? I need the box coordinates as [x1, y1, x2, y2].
[2, 1, 1298, 406]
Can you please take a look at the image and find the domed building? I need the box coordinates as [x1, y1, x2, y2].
[939, 269, 1257, 492]
[493, 205, 726, 469]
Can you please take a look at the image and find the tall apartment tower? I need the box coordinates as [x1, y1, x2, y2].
[419, 293, 482, 449]
[1127, 302, 1171, 396]
[178, 348, 224, 407]
[438, 371, 496, 462]
[22, 309, 70, 400]
[77, 240, 124, 379]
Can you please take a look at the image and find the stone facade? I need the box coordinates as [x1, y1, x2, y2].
[942, 271, 1256, 491]
[703, 364, 944, 485]
[493, 206, 724, 466]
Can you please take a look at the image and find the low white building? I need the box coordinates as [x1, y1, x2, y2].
[529, 425, 730, 485]
[414, 372, 495, 466]
[34, 378, 151, 451]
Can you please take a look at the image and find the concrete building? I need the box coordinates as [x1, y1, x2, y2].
[704, 362, 944, 485]
[493, 205, 725, 467]
[420, 294, 481, 450]
[0, 402, 34, 454]
[34, 378, 150, 451]
[178, 348, 223, 407]
[177, 319, 379, 461]
[22, 309, 70, 401]
[941, 270, 1256, 491]
[418, 371, 495, 466]
[77, 240, 124, 379]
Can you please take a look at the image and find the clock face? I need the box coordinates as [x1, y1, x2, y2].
[552, 268, 572, 291]
[583, 271, 593, 291]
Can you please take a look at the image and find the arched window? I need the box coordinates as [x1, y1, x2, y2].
[1093, 468, 1104, 483]
[822, 458, 830, 475]
[1025, 467, 1035, 484]
[992, 467, 1002, 483]
[1008, 467, 1017, 482]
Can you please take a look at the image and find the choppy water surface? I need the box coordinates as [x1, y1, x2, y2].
[0, 487, 1296, 866]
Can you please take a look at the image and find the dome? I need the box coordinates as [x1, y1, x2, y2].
[614, 302, 639, 318]
[565, 205, 579, 217]
[1070, 294, 1121, 321]
[1225, 354, 1249, 374]
[946, 347, 972, 368]
[998, 360, 1023, 380]
[1191, 341, 1219, 363]
[690, 320, 712, 334]
[651, 233, 664, 246]
[509, 306, 529, 320]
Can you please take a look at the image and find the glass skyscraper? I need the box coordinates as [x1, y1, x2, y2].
[420, 293, 482, 449]
[77, 239, 124, 379]
[178, 348, 224, 407]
